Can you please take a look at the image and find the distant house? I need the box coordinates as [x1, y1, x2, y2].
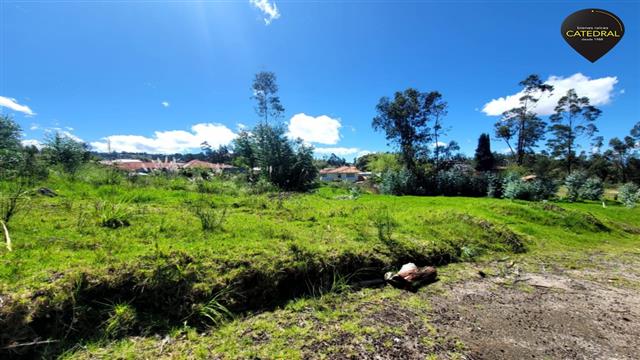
[183, 160, 240, 174]
[112, 159, 181, 173]
[319, 166, 365, 182]
[104, 158, 240, 175]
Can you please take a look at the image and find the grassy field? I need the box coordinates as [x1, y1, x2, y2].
[1, 166, 639, 358]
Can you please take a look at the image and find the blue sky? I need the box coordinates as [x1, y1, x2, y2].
[1, 0, 639, 159]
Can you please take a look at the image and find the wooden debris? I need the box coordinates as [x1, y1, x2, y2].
[1, 220, 11, 252]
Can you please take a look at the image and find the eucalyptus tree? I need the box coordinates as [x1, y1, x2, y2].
[251, 71, 285, 124]
[546, 89, 601, 174]
[494, 75, 553, 165]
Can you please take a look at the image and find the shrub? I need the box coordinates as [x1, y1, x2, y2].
[580, 177, 604, 201]
[380, 168, 417, 195]
[193, 203, 227, 232]
[486, 173, 503, 198]
[0, 182, 30, 224]
[249, 177, 278, 195]
[435, 164, 487, 197]
[564, 172, 604, 201]
[618, 183, 640, 208]
[502, 173, 557, 201]
[564, 171, 586, 202]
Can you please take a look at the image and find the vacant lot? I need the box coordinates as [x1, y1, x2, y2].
[1, 171, 639, 358]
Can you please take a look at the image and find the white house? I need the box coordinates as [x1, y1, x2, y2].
[319, 166, 364, 182]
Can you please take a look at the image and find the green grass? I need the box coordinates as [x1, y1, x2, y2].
[1, 166, 639, 358]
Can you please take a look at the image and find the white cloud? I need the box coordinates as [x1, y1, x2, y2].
[314, 147, 370, 158]
[91, 123, 236, 154]
[0, 96, 35, 116]
[61, 131, 83, 142]
[287, 113, 341, 145]
[29, 123, 40, 131]
[22, 139, 43, 149]
[482, 73, 618, 116]
[432, 141, 447, 148]
[237, 123, 247, 130]
[161, 101, 170, 108]
[44, 128, 84, 142]
[250, 0, 280, 25]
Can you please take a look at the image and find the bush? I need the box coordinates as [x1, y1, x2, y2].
[434, 164, 487, 197]
[248, 177, 278, 195]
[564, 171, 586, 202]
[486, 173, 503, 198]
[380, 168, 417, 195]
[580, 177, 604, 201]
[618, 183, 640, 208]
[502, 173, 557, 201]
[564, 172, 604, 202]
[192, 203, 228, 232]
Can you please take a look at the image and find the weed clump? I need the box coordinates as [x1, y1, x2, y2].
[192, 202, 227, 232]
[95, 200, 132, 228]
[103, 303, 138, 338]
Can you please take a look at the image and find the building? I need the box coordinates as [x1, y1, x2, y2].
[319, 166, 365, 182]
[183, 160, 240, 174]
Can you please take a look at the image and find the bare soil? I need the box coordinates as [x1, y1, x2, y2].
[428, 265, 640, 359]
[307, 259, 640, 360]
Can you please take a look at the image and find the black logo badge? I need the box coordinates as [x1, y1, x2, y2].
[561, 9, 624, 62]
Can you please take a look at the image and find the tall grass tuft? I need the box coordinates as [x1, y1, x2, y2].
[95, 200, 132, 228]
[192, 203, 227, 232]
[197, 289, 233, 327]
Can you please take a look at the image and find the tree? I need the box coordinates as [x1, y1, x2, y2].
[494, 75, 553, 165]
[232, 131, 257, 170]
[367, 153, 402, 174]
[245, 73, 316, 190]
[372, 88, 437, 180]
[326, 153, 346, 167]
[474, 133, 495, 171]
[0, 115, 24, 179]
[547, 89, 601, 174]
[606, 136, 637, 183]
[201, 142, 231, 164]
[43, 132, 90, 176]
[251, 71, 285, 124]
[426, 92, 448, 172]
[251, 123, 317, 190]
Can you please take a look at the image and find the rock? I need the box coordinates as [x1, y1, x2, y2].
[38, 187, 57, 197]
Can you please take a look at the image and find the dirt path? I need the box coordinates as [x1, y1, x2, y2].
[426, 265, 640, 359]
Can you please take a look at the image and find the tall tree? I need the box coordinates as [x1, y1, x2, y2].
[372, 88, 438, 179]
[474, 133, 495, 171]
[326, 153, 346, 167]
[251, 71, 285, 124]
[547, 89, 601, 174]
[494, 75, 553, 165]
[426, 92, 448, 172]
[604, 122, 640, 183]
